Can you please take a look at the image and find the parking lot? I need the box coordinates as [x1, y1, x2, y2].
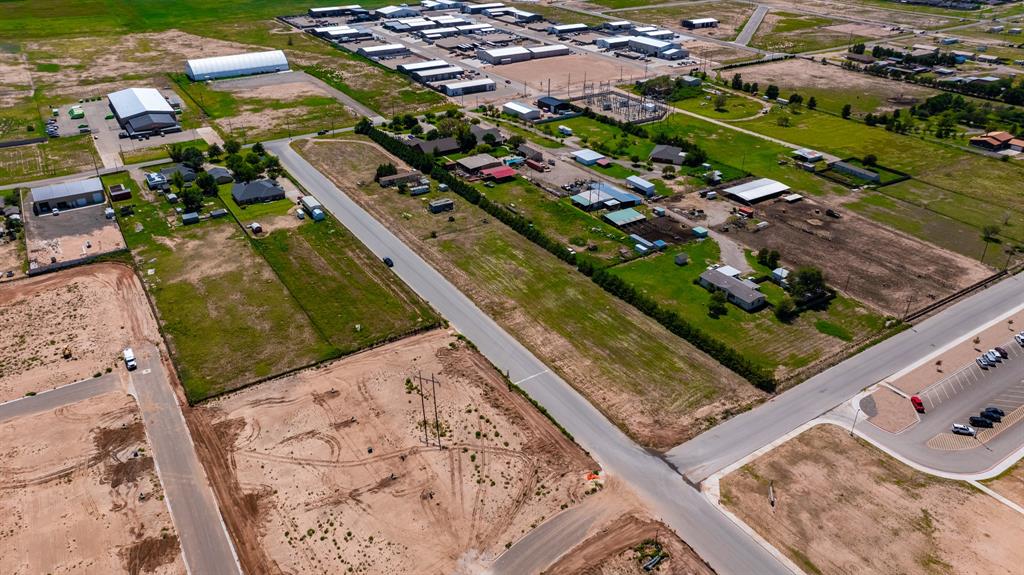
[918, 338, 1024, 413]
[24, 203, 125, 271]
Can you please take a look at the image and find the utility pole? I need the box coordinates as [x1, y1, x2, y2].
[431, 373, 442, 448]
[850, 407, 861, 436]
[418, 373, 428, 445]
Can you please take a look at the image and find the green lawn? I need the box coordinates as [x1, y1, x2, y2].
[607, 240, 886, 375]
[99, 171, 135, 199]
[121, 138, 209, 165]
[216, 182, 294, 221]
[559, 116, 656, 159]
[673, 92, 764, 120]
[587, 162, 639, 180]
[493, 119, 564, 149]
[252, 215, 439, 352]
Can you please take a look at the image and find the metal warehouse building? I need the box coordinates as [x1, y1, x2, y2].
[413, 65, 464, 82]
[722, 178, 790, 204]
[398, 59, 450, 73]
[442, 78, 496, 96]
[185, 50, 289, 81]
[683, 17, 719, 29]
[358, 43, 411, 58]
[528, 44, 570, 59]
[501, 101, 541, 120]
[477, 46, 531, 64]
[30, 177, 105, 215]
[107, 87, 180, 136]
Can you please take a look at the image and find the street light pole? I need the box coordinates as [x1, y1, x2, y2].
[850, 407, 862, 436]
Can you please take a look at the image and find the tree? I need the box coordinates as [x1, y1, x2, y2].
[714, 93, 728, 111]
[507, 134, 525, 150]
[206, 143, 223, 161]
[807, 96, 817, 110]
[774, 297, 797, 322]
[251, 142, 265, 156]
[170, 170, 185, 193]
[224, 139, 241, 155]
[409, 122, 423, 135]
[455, 127, 476, 151]
[263, 155, 282, 179]
[767, 249, 781, 270]
[788, 93, 803, 106]
[982, 224, 1001, 242]
[195, 172, 218, 197]
[708, 290, 728, 318]
[765, 85, 780, 100]
[731, 73, 743, 90]
[180, 147, 205, 171]
[863, 154, 877, 166]
[776, 114, 790, 127]
[483, 133, 497, 146]
[661, 165, 676, 178]
[850, 43, 866, 55]
[751, 82, 759, 94]
[182, 186, 203, 213]
[232, 162, 258, 183]
[375, 163, 398, 182]
[791, 267, 826, 301]
[167, 142, 185, 163]
[841, 104, 852, 119]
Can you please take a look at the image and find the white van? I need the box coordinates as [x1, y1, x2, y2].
[123, 348, 137, 371]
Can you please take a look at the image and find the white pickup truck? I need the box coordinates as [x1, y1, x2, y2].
[123, 348, 137, 371]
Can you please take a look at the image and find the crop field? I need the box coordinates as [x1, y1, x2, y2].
[742, 107, 1024, 250]
[0, 135, 96, 185]
[476, 179, 634, 264]
[732, 58, 938, 116]
[115, 172, 434, 401]
[609, 239, 886, 377]
[750, 11, 874, 54]
[296, 136, 765, 449]
[721, 424, 1024, 575]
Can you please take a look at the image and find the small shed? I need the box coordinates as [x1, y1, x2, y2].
[429, 198, 455, 213]
[108, 183, 132, 202]
[626, 175, 656, 197]
[166, 193, 179, 204]
[692, 226, 709, 238]
[772, 267, 790, 287]
[675, 253, 689, 266]
[210, 208, 228, 218]
[208, 167, 234, 184]
[572, 149, 605, 166]
[182, 212, 200, 225]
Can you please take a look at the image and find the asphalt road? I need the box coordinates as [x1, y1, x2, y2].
[130, 344, 241, 575]
[667, 271, 1024, 482]
[0, 373, 119, 422]
[269, 140, 794, 575]
[735, 5, 769, 46]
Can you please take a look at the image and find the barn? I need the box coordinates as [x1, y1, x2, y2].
[185, 50, 289, 81]
[107, 88, 180, 137]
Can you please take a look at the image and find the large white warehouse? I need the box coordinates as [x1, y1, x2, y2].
[185, 50, 289, 81]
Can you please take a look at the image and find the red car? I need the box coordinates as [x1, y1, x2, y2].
[910, 395, 925, 414]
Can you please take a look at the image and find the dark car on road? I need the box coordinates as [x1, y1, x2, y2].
[968, 415, 994, 428]
[985, 406, 1005, 417]
[382, 256, 394, 268]
[980, 410, 1002, 423]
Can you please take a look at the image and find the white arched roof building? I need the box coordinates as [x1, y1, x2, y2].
[184, 50, 289, 81]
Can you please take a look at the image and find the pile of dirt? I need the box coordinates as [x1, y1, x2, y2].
[122, 535, 181, 575]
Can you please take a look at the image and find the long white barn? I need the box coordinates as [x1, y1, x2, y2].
[185, 50, 289, 81]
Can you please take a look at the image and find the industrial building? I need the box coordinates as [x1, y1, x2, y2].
[414, 65, 464, 82]
[643, 29, 675, 40]
[441, 78, 496, 96]
[792, 148, 823, 163]
[358, 43, 411, 58]
[683, 17, 719, 29]
[309, 5, 362, 17]
[628, 37, 687, 59]
[626, 175, 656, 196]
[604, 21, 632, 31]
[107, 88, 180, 137]
[477, 46, 532, 64]
[722, 178, 790, 204]
[377, 5, 420, 18]
[596, 36, 632, 50]
[537, 96, 570, 113]
[398, 59, 451, 73]
[30, 177, 106, 215]
[549, 23, 589, 35]
[463, 2, 505, 13]
[528, 44, 570, 59]
[231, 179, 286, 205]
[313, 26, 372, 42]
[457, 153, 502, 173]
[572, 149, 606, 166]
[571, 182, 642, 211]
[604, 207, 646, 227]
[502, 101, 541, 120]
[185, 50, 289, 81]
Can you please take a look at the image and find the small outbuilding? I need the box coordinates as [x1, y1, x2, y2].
[572, 149, 605, 166]
[429, 198, 455, 213]
[692, 226, 709, 238]
[208, 167, 234, 184]
[626, 175, 656, 197]
[108, 183, 132, 202]
[182, 212, 200, 225]
[537, 96, 570, 114]
[603, 207, 646, 227]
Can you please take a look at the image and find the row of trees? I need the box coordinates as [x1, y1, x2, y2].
[354, 118, 778, 392]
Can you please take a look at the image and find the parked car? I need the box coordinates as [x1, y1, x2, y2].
[994, 346, 1009, 358]
[382, 256, 394, 268]
[985, 350, 1001, 363]
[1015, 333, 1024, 346]
[985, 406, 1006, 417]
[51, 208, 59, 216]
[977, 357, 991, 369]
[968, 415, 994, 428]
[123, 348, 137, 371]
[910, 395, 926, 414]
[952, 423, 976, 436]
[980, 410, 1002, 423]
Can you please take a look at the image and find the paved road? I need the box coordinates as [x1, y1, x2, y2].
[667, 271, 1024, 482]
[0, 373, 120, 422]
[268, 140, 794, 575]
[130, 344, 241, 575]
[736, 5, 769, 46]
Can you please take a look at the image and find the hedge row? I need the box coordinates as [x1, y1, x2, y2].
[355, 120, 777, 392]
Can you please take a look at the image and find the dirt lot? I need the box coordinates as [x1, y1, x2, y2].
[0, 390, 183, 574]
[189, 330, 596, 575]
[985, 460, 1024, 508]
[735, 58, 937, 113]
[546, 513, 715, 575]
[721, 424, 1024, 575]
[612, 1, 756, 42]
[24, 203, 126, 269]
[492, 53, 649, 96]
[732, 197, 992, 315]
[0, 263, 160, 402]
[766, 0, 959, 30]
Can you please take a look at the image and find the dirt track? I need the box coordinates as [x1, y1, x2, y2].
[190, 330, 596, 575]
[0, 390, 183, 574]
[0, 263, 161, 402]
[734, 198, 992, 315]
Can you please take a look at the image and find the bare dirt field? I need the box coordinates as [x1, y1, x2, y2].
[721, 424, 1024, 575]
[733, 197, 992, 315]
[546, 513, 715, 575]
[0, 53, 32, 108]
[0, 263, 160, 402]
[492, 53, 649, 95]
[24, 203, 126, 269]
[0, 390, 183, 575]
[0, 235, 23, 279]
[985, 460, 1024, 508]
[189, 330, 596, 575]
[682, 38, 758, 66]
[767, 0, 959, 30]
[736, 58, 937, 113]
[613, 1, 756, 42]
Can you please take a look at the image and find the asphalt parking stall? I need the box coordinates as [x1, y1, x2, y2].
[919, 340, 1024, 412]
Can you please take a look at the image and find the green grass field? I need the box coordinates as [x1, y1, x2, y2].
[559, 116, 656, 160]
[120, 138, 209, 165]
[216, 182, 293, 221]
[0, 135, 97, 185]
[751, 12, 868, 53]
[113, 167, 437, 401]
[672, 92, 764, 120]
[607, 240, 885, 375]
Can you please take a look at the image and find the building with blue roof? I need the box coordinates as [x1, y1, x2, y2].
[573, 149, 605, 166]
[626, 175, 656, 197]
